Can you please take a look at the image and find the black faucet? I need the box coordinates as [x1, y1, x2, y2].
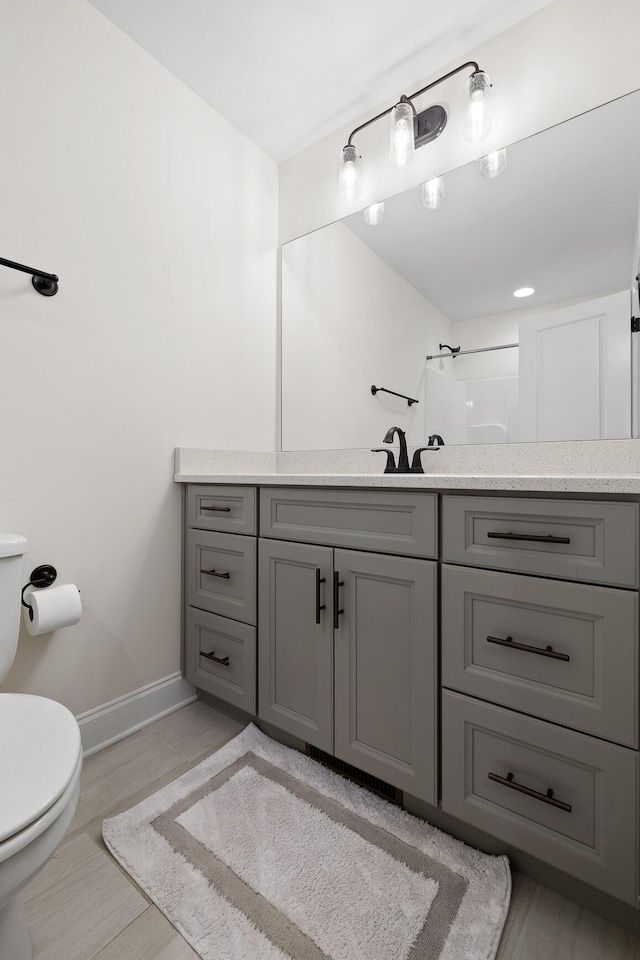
[385, 426, 410, 471]
[372, 427, 444, 474]
[372, 426, 432, 474]
[372, 426, 408, 473]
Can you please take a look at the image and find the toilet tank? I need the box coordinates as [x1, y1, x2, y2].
[0, 535, 28, 684]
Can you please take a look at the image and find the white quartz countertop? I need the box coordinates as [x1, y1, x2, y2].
[173, 448, 640, 494]
[174, 472, 640, 494]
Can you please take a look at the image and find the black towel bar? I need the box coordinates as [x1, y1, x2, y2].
[0, 256, 59, 296]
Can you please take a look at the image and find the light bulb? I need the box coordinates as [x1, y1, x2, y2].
[480, 147, 507, 178]
[389, 101, 415, 168]
[363, 202, 385, 226]
[464, 70, 492, 142]
[422, 176, 444, 209]
[513, 287, 535, 298]
[339, 144, 360, 202]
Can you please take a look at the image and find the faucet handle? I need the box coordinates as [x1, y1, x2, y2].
[371, 449, 397, 474]
[409, 448, 430, 473]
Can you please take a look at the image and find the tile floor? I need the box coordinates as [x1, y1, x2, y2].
[22, 700, 640, 960]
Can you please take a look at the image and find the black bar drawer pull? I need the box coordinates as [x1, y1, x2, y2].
[488, 771, 572, 812]
[200, 650, 230, 666]
[201, 505, 231, 512]
[333, 571, 344, 628]
[200, 568, 231, 580]
[315, 568, 326, 624]
[487, 635, 570, 662]
[487, 531, 571, 545]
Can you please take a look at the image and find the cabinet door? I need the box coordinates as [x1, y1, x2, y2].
[334, 550, 437, 803]
[258, 539, 333, 751]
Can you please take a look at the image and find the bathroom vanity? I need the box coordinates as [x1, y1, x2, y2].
[178, 464, 640, 915]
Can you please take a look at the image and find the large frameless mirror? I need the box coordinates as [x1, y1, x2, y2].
[281, 90, 640, 451]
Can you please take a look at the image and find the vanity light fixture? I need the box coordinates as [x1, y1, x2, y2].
[363, 202, 385, 225]
[339, 61, 492, 201]
[389, 99, 415, 168]
[422, 176, 444, 209]
[464, 71, 492, 142]
[480, 147, 507, 178]
[513, 286, 535, 297]
[339, 144, 360, 202]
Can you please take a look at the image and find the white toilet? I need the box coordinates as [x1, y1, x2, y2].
[0, 535, 83, 960]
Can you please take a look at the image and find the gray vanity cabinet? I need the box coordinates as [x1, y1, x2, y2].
[184, 485, 258, 713]
[258, 539, 437, 801]
[183, 483, 640, 910]
[258, 539, 334, 752]
[441, 494, 640, 905]
[258, 487, 439, 804]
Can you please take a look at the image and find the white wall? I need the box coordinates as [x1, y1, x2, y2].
[279, 0, 640, 244]
[281, 221, 451, 450]
[0, 0, 278, 713]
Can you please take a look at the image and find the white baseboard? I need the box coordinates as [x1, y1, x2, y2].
[76, 673, 197, 758]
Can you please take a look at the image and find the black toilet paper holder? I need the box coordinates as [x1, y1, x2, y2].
[21, 565, 58, 621]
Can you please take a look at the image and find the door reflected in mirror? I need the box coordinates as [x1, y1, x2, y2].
[281, 89, 640, 450]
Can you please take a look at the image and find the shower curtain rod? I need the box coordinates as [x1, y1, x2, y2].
[426, 342, 519, 361]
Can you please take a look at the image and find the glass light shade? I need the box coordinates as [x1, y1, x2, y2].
[464, 70, 492, 142]
[339, 144, 360, 201]
[480, 147, 507, 178]
[421, 176, 444, 209]
[363, 202, 385, 226]
[389, 101, 415, 167]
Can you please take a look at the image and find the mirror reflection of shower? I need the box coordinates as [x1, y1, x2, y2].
[425, 340, 519, 445]
[425, 291, 630, 445]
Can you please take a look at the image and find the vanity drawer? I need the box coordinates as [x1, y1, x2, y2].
[186, 529, 257, 625]
[441, 565, 638, 745]
[260, 488, 437, 558]
[187, 484, 256, 535]
[443, 496, 638, 587]
[185, 607, 256, 713]
[441, 691, 639, 905]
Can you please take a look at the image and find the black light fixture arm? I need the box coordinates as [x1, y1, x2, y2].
[0, 256, 59, 296]
[408, 60, 480, 104]
[345, 61, 481, 148]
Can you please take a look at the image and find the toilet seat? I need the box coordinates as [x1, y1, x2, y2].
[0, 695, 82, 846]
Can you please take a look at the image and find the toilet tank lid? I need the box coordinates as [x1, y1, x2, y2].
[0, 534, 28, 558]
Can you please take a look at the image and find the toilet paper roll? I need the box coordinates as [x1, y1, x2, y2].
[24, 583, 82, 637]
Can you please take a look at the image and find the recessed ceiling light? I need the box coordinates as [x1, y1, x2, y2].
[513, 287, 535, 298]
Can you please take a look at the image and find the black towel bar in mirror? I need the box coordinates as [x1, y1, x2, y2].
[371, 385, 419, 406]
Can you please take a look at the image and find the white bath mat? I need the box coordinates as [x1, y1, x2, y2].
[103, 724, 510, 960]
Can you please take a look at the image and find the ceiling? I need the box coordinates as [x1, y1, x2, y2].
[343, 90, 640, 322]
[87, 0, 553, 161]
